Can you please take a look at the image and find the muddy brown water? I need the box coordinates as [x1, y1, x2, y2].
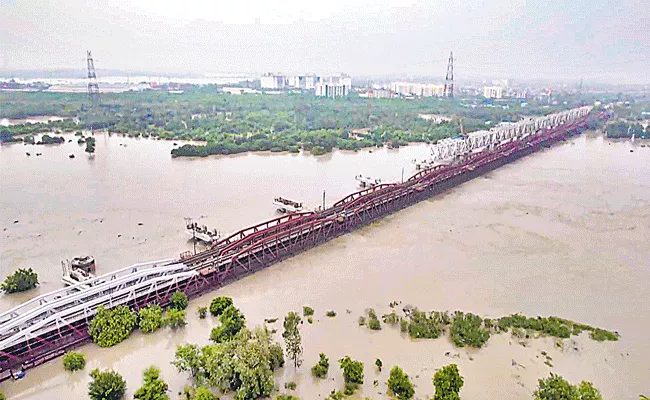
[0, 132, 648, 399]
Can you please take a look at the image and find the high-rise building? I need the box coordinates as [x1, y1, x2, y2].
[260, 73, 287, 89]
[389, 82, 446, 97]
[483, 86, 504, 99]
[314, 74, 352, 98]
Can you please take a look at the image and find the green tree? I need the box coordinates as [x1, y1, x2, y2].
[578, 381, 603, 400]
[89, 305, 137, 347]
[88, 369, 127, 400]
[209, 296, 233, 316]
[169, 291, 189, 310]
[139, 305, 164, 333]
[339, 356, 363, 395]
[433, 364, 464, 400]
[134, 366, 170, 400]
[172, 344, 203, 379]
[534, 374, 603, 400]
[0, 390, 5, 400]
[450, 311, 490, 348]
[198, 307, 208, 319]
[375, 358, 383, 372]
[387, 365, 415, 400]
[1, 268, 39, 293]
[163, 308, 187, 329]
[62, 351, 86, 372]
[210, 305, 246, 343]
[302, 306, 314, 316]
[85, 136, 96, 154]
[283, 312, 303, 368]
[194, 387, 216, 400]
[311, 353, 329, 378]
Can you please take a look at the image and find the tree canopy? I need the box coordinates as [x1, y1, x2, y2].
[387, 365, 415, 400]
[134, 365, 170, 400]
[1, 268, 38, 293]
[89, 305, 137, 347]
[433, 364, 464, 400]
[88, 369, 127, 400]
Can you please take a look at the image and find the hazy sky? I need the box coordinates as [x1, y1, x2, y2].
[1, 0, 648, 83]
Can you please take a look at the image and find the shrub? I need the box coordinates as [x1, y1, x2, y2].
[311, 353, 329, 378]
[1, 268, 38, 293]
[339, 356, 364, 386]
[0, 391, 4, 400]
[169, 291, 188, 310]
[209, 296, 233, 316]
[590, 328, 618, 341]
[369, 317, 382, 330]
[277, 396, 300, 400]
[326, 310, 336, 317]
[63, 351, 86, 372]
[194, 387, 217, 400]
[210, 305, 246, 342]
[387, 365, 415, 400]
[134, 365, 169, 400]
[89, 306, 137, 347]
[269, 343, 285, 369]
[163, 308, 187, 329]
[284, 381, 297, 390]
[343, 381, 358, 396]
[383, 312, 399, 325]
[198, 306, 208, 319]
[88, 369, 126, 400]
[138, 305, 163, 333]
[358, 316, 366, 326]
[408, 310, 442, 339]
[375, 358, 382, 372]
[400, 318, 408, 333]
[433, 364, 463, 400]
[303, 306, 314, 316]
[450, 311, 490, 348]
[533, 373, 603, 400]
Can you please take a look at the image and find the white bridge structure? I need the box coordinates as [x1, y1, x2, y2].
[429, 106, 593, 163]
[0, 259, 196, 365]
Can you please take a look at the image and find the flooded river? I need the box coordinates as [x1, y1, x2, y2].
[0, 132, 648, 399]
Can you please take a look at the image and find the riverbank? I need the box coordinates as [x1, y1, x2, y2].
[0, 131, 648, 399]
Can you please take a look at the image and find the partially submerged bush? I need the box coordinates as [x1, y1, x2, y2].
[303, 306, 314, 316]
[138, 305, 163, 333]
[209, 296, 233, 316]
[1, 268, 38, 293]
[89, 306, 137, 347]
[387, 365, 415, 400]
[63, 351, 86, 372]
[311, 353, 329, 378]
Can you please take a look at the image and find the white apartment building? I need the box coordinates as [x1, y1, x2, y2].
[483, 86, 504, 99]
[260, 73, 287, 89]
[287, 74, 317, 90]
[314, 74, 352, 98]
[389, 82, 446, 97]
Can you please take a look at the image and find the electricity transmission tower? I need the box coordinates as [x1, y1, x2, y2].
[86, 51, 100, 106]
[444, 51, 454, 98]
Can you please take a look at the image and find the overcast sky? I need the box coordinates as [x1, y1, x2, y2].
[1, 0, 648, 83]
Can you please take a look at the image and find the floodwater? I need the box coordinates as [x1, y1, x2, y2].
[0, 132, 649, 399]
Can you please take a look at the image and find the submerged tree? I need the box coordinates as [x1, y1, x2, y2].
[283, 311, 303, 369]
[432, 364, 464, 400]
[1, 268, 39, 293]
[89, 305, 137, 347]
[134, 365, 170, 400]
[387, 365, 415, 400]
[88, 369, 126, 400]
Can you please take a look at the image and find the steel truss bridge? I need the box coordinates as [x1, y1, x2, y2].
[0, 106, 602, 378]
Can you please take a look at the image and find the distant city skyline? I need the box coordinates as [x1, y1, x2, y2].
[2, 0, 648, 84]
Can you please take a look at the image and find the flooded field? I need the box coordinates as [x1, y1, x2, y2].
[0, 132, 649, 399]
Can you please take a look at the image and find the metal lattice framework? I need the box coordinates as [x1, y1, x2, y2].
[87, 50, 100, 106]
[430, 106, 592, 162]
[0, 107, 607, 380]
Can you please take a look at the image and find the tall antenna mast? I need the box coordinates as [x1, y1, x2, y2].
[444, 51, 454, 98]
[86, 50, 100, 106]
